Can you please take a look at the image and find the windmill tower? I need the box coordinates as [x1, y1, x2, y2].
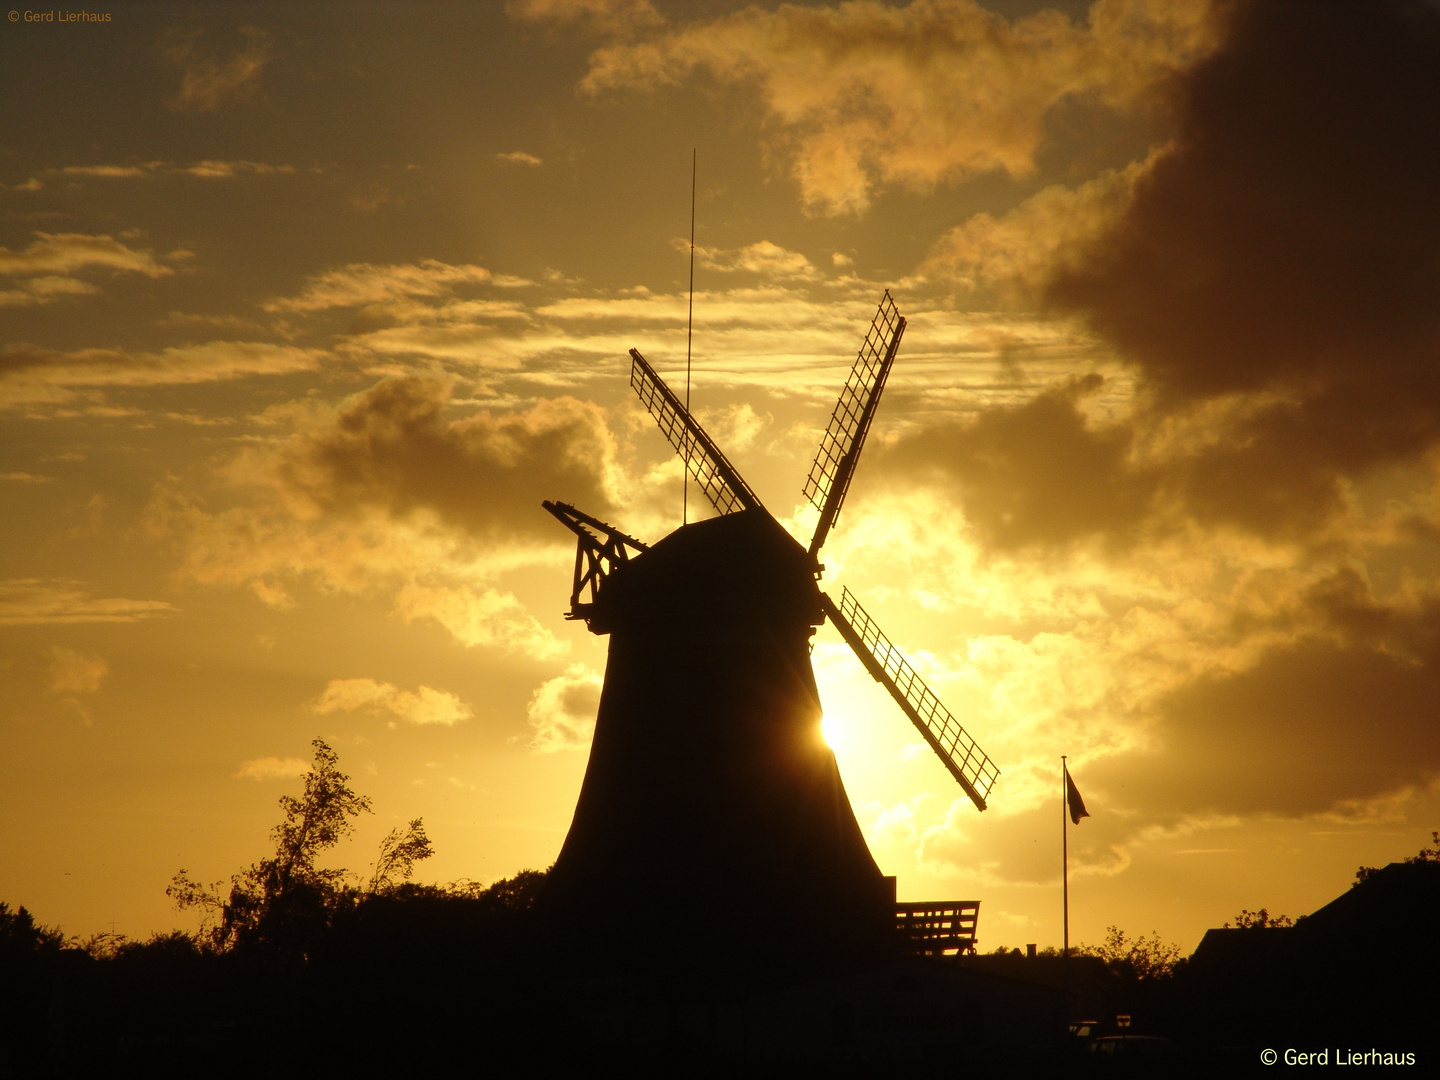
[540, 294, 999, 985]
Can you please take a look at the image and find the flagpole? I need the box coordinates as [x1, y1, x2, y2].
[1062, 754, 1070, 1016]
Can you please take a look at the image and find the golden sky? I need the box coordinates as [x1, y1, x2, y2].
[4, 0, 1439, 953]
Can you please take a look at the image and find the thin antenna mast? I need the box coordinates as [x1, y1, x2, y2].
[684, 149, 696, 525]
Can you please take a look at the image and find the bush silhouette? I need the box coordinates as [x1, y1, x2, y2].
[1355, 829, 1440, 885]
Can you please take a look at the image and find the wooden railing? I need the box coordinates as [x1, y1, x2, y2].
[896, 901, 980, 956]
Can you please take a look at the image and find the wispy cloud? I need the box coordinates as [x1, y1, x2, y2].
[56, 160, 297, 180]
[162, 26, 273, 113]
[49, 647, 108, 694]
[0, 580, 176, 625]
[495, 151, 543, 167]
[235, 756, 309, 780]
[263, 260, 496, 313]
[0, 341, 325, 408]
[686, 239, 821, 282]
[507, 0, 663, 34]
[921, 158, 1152, 303]
[0, 232, 174, 280]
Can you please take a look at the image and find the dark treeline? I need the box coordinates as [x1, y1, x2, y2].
[3, 743, 1438, 1075]
[0, 741, 562, 1076]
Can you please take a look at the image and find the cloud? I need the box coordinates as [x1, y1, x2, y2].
[891, 0, 1440, 553]
[162, 26, 272, 113]
[0, 232, 174, 280]
[921, 158, 1150, 303]
[0, 580, 176, 625]
[392, 583, 566, 658]
[174, 160, 294, 178]
[0, 277, 100, 308]
[507, 0, 663, 34]
[1085, 577, 1440, 819]
[581, 0, 1215, 214]
[697, 402, 771, 454]
[263, 260, 495, 313]
[0, 341, 324, 408]
[527, 663, 603, 752]
[267, 375, 622, 540]
[312, 677, 472, 726]
[235, 756, 309, 780]
[688, 240, 820, 282]
[1042, 0, 1440, 530]
[814, 475, 1440, 846]
[49, 647, 108, 695]
[56, 160, 296, 180]
[495, 151, 543, 167]
[155, 488, 571, 657]
[248, 579, 295, 611]
[59, 165, 149, 179]
[150, 378, 600, 656]
[880, 375, 1155, 552]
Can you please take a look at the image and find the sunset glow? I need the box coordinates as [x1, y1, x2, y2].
[4, 0, 1439, 961]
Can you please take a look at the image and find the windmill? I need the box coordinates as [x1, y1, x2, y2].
[539, 293, 998, 983]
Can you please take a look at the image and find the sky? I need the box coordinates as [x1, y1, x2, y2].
[3, 0, 1439, 954]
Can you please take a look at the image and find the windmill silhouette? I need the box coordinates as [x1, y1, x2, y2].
[540, 293, 998, 984]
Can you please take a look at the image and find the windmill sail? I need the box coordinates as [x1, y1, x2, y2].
[821, 587, 998, 812]
[542, 500, 649, 630]
[804, 292, 906, 557]
[629, 348, 762, 516]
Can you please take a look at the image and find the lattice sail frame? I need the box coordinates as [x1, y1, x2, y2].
[629, 348, 762, 517]
[804, 291, 906, 556]
[820, 587, 999, 812]
[615, 297, 1000, 812]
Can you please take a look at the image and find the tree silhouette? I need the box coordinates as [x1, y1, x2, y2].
[169, 738, 381, 958]
[368, 818, 434, 894]
[0, 902, 63, 957]
[1079, 925, 1184, 980]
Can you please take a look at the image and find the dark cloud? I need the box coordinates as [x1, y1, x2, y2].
[1051, 0, 1440, 480]
[882, 375, 1156, 551]
[1119, 637, 1440, 817]
[896, 0, 1440, 549]
[1089, 573, 1440, 818]
[274, 376, 620, 539]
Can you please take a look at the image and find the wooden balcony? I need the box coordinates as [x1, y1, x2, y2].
[896, 901, 979, 956]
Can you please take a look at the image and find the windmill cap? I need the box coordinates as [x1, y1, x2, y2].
[595, 509, 822, 630]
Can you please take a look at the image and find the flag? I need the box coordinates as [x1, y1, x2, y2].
[1065, 766, 1089, 825]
